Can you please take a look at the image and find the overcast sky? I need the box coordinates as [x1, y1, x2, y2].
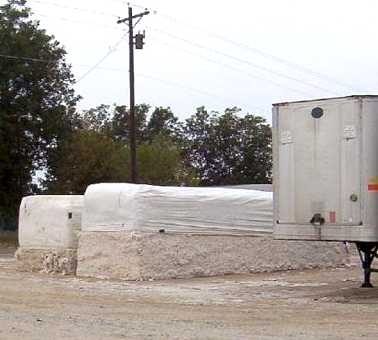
[4, 0, 378, 121]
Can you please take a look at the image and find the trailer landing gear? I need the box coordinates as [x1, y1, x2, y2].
[356, 242, 378, 288]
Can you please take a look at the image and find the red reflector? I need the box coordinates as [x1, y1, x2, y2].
[329, 211, 336, 223]
[368, 184, 378, 191]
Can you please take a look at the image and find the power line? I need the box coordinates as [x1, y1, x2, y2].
[0, 53, 269, 113]
[0, 53, 54, 63]
[28, 1, 363, 93]
[1, 19, 334, 99]
[75, 33, 128, 83]
[29, 9, 342, 95]
[0, 52, 127, 83]
[0, 6, 328, 110]
[127, 2, 150, 11]
[0, 54, 266, 110]
[32, 12, 120, 30]
[130, 1, 362, 93]
[149, 36, 312, 97]
[27, 17, 325, 97]
[148, 26, 340, 96]
[137, 72, 269, 114]
[31, 4, 145, 30]
[28, 0, 119, 18]
[11, 10, 313, 96]
[0, 53, 121, 70]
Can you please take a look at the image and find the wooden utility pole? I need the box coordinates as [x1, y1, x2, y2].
[117, 7, 149, 183]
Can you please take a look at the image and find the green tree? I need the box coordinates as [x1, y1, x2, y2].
[46, 103, 195, 192]
[0, 0, 79, 228]
[235, 113, 272, 183]
[46, 131, 197, 192]
[45, 130, 129, 194]
[78, 104, 113, 134]
[111, 104, 149, 143]
[183, 107, 272, 185]
[138, 135, 197, 186]
[145, 106, 182, 142]
[182, 106, 213, 181]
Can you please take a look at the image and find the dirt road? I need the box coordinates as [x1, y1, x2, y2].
[0, 247, 377, 339]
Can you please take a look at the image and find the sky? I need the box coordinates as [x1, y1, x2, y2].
[3, 0, 378, 122]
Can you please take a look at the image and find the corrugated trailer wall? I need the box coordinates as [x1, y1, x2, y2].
[273, 95, 378, 242]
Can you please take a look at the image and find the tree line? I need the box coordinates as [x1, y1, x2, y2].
[0, 0, 272, 229]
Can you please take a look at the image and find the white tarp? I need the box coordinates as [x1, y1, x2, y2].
[19, 195, 83, 249]
[82, 183, 273, 235]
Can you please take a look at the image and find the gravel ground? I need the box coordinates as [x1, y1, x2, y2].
[0, 246, 377, 340]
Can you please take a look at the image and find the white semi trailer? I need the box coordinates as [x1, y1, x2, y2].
[273, 95, 378, 287]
